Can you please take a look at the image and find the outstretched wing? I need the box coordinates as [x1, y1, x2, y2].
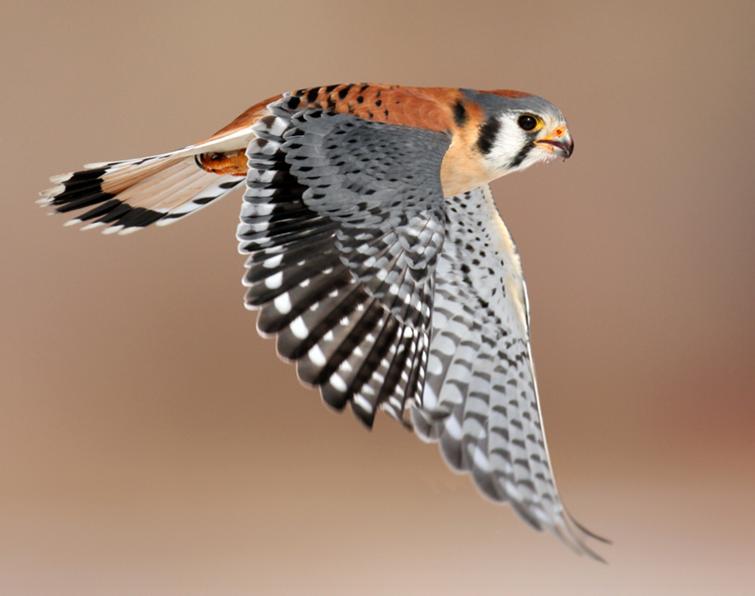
[239, 95, 605, 558]
[412, 185, 606, 560]
[239, 95, 448, 425]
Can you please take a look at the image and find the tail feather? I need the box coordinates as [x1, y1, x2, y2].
[40, 147, 246, 235]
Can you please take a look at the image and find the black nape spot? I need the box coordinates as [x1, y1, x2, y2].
[453, 100, 467, 127]
[286, 96, 301, 110]
[477, 116, 501, 154]
[306, 88, 319, 102]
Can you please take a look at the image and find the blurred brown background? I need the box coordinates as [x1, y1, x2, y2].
[1, 0, 754, 594]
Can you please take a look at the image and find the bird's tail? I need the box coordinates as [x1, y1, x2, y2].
[38, 136, 251, 235]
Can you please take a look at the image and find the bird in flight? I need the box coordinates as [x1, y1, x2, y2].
[39, 83, 607, 560]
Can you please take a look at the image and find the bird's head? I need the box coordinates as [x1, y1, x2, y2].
[465, 89, 574, 178]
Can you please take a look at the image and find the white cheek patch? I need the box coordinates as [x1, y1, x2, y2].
[488, 118, 562, 176]
[489, 122, 526, 168]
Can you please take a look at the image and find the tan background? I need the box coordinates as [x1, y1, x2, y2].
[1, 0, 754, 594]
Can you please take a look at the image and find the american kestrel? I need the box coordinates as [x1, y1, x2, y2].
[39, 83, 607, 560]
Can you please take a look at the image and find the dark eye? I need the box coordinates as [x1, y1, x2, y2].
[517, 114, 538, 131]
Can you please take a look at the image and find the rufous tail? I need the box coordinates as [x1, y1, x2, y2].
[38, 126, 260, 235]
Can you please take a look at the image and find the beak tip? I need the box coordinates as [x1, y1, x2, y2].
[536, 137, 574, 159]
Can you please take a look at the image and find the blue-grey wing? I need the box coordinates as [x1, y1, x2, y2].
[238, 96, 449, 426]
[413, 185, 606, 560]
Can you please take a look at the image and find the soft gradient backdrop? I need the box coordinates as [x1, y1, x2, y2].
[2, 1, 754, 594]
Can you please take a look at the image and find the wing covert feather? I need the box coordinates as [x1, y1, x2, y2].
[239, 95, 449, 424]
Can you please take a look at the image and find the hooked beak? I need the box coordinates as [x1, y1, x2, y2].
[535, 126, 574, 159]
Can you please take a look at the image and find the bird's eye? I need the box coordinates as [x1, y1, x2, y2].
[517, 114, 540, 132]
